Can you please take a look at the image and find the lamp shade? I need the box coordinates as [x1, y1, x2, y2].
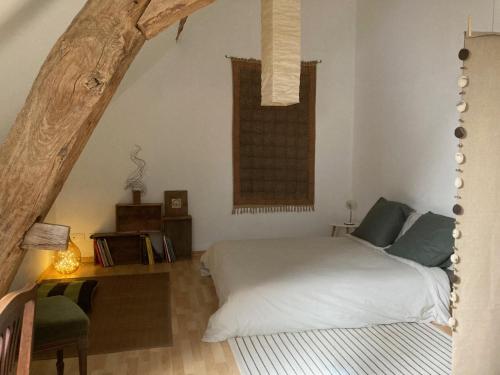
[261, 0, 301, 106]
[21, 223, 69, 251]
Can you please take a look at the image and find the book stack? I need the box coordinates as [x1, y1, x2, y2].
[94, 238, 114, 267]
[140, 235, 157, 265]
[163, 234, 176, 263]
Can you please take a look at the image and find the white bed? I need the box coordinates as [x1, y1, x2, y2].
[200, 235, 450, 342]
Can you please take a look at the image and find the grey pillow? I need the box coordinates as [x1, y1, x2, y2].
[352, 197, 413, 247]
[386, 212, 455, 268]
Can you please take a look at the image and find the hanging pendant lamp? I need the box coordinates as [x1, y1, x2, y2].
[261, 0, 301, 106]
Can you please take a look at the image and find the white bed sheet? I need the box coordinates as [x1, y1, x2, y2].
[201, 235, 450, 342]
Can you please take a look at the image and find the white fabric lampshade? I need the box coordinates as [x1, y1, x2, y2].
[261, 0, 301, 106]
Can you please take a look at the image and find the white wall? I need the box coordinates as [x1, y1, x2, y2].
[1, 0, 356, 262]
[9, 249, 52, 291]
[353, 0, 500, 218]
[10, 0, 496, 286]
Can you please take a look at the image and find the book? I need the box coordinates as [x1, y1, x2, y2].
[95, 238, 114, 267]
[102, 239, 114, 266]
[163, 234, 171, 263]
[93, 239, 103, 266]
[166, 237, 176, 262]
[101, 239, 111, 267]
[98, 239, 108, 267]
[144, 235, 155, 265]
[140, 236, 148, 265]
[96, 239, 107, 267]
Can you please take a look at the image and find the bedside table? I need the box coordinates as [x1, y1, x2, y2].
[162, 215, 192, 259]
[331, 223, 358, 237]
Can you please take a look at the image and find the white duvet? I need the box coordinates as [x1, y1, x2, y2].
[201, 235, 450, 342]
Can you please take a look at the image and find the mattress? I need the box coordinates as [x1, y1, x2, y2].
[201, 235, 450, 342]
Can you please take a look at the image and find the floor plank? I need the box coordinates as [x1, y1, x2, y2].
[31, 256, 239, 375]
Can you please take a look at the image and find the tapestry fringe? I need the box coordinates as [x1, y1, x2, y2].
[232, 205, 315, 215]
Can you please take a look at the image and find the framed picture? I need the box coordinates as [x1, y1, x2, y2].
[164, 190, 188, 217]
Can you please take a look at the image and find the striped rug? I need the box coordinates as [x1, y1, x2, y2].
[228, 323, 451, 375]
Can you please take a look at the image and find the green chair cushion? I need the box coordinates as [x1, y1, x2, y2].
[34, 295, 89, 348]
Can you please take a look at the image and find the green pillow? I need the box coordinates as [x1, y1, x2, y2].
[386, 212, 455, 268]
[352, 197, 413, 247]
[37, 280, 98, 313]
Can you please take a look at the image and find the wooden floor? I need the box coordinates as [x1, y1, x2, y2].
[31, 255, 451, 374]
[31, 256, 240, 375]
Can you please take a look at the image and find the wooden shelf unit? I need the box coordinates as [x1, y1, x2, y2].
[90, 232, 148, 265]
[91, 202, 163, 266]
[92, 200, 193, 265]
[116, 203, 162, 232]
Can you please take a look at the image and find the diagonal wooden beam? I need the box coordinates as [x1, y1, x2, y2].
[138, 0, 214, 39]
[0, 0, 214, 296]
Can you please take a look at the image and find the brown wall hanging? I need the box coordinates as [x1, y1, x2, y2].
[231, 58, 317, 214]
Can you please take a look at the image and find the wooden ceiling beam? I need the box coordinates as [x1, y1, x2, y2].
[138, 0, 214, 40]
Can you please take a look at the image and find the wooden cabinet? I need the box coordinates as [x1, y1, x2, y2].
[162, 216, 192, 259]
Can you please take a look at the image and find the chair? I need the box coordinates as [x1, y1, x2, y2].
[33, 296, 89, 375]
[0, 283, 37, 375]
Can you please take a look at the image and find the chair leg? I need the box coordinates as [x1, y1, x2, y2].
[77, 337, 88, 375]
[56, 349, 64, 375]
